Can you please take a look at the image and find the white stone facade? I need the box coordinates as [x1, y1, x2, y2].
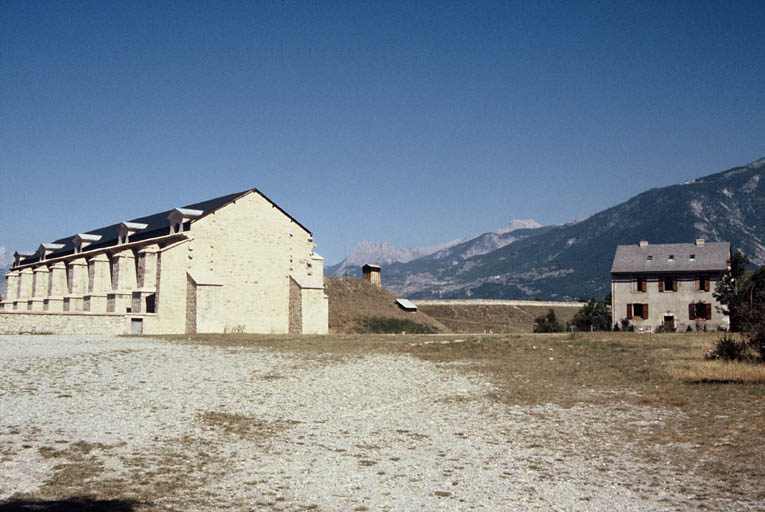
[1, 189, 329, 335]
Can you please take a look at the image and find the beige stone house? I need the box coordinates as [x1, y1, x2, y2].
[0, 189, 328, 335]
[610, 240, 730, 331]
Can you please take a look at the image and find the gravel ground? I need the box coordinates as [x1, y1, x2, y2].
[0, 335, 749, 510]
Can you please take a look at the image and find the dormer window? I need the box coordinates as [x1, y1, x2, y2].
[689, 254, 695, 261]
[13, 251, 34, 267]
[38, 243, 64, 261]
[118, 222, 148, 244]
[646, 255, 653, 262]
[73, 233, 102, 254]
[168, 208, 203, 234]
[668, 255, 674, 262]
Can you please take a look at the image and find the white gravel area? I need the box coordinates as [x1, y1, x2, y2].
[0, 335, 752, 510]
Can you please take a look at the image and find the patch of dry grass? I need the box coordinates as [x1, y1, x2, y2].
[667, 360, 765, 383]
[394, 331, 765, 503]
[200, 411, 294, 440]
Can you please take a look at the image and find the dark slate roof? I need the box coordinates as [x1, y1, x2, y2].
[610, 241, 730, 274]
[17, 188, 311, 266]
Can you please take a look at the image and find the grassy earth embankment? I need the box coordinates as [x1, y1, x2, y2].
[417, 303, 580, 333]
[325, 277, 449, 333]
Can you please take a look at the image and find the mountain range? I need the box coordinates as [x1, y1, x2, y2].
[328, 158, 765, 301]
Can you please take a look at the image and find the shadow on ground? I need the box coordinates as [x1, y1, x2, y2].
[0, 497, 144, 512]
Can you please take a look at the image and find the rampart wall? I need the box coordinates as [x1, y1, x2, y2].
[0, 311, 159, 335]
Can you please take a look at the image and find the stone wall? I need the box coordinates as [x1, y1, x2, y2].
[187, 191, 328, 334]
[154, 241, 189, 334]
[0, 311, 159, 335]
[300, 287, 328, 335]
[413, 299, 583, 308]
[185, 271, 224, 334]
[288, 278, 302, 334]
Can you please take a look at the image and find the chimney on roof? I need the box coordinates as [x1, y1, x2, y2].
[639, 241, 648, 248]
[695, 239, 705, 246]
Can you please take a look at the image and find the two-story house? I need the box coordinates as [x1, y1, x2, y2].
[610, 239, 730, 331]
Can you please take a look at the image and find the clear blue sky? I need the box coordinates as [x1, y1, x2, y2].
[2, 0, 764, 266]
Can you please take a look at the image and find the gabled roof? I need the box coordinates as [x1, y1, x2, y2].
[610, 241, 730, 274]
[16, 188, 311, 266]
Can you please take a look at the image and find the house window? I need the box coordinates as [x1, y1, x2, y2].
[646, 255, 653, 262]
[689, 302, 712, 320]
[659, 276, 677, 292]
[634, 277, 647, 292]
[696, 277, 710, 292]
[627, 303, 648, 320]
[668, 254, 674, 261]
[689, 254, 696, 261]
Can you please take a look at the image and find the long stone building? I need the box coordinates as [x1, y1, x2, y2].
[610, 239, 730, 332]
[0, 189, 328, 335]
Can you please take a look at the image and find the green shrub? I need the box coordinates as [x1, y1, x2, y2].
[571, 298, 611, 331]
[533, 309, 564, 333]
[355, 316, 437, 334]
[707, 334, 749, 361]
[746, 301, 765, 361]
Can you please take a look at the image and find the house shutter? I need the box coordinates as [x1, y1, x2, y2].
[643, 303, 649, 319]
[704, 279, 710, 292]
[672, 278, 678, 292]
[705, 303, 712, 320]
[695, 278, 701, 291]
[658, 279, 664, 292]
[626, 304, 633, 319]
[689, 303, 695, 320]
[642, 278, 647, 292]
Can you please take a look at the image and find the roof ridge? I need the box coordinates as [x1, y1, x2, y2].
[15, 187, 311, 266]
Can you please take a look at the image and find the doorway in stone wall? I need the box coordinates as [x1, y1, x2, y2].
[663, 315, 675, 330]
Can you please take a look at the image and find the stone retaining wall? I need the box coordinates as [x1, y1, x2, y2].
[0, 312, 158, 335]
[412, 299, 582, 308]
